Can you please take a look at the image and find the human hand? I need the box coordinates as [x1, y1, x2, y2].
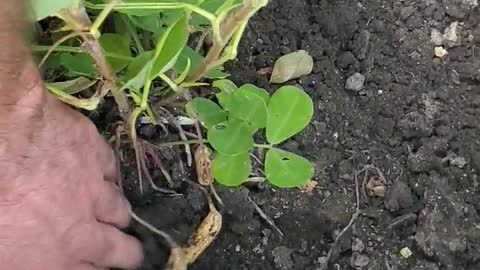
[0, 84, 143, 270]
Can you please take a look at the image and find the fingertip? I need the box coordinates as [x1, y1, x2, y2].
[102, 224, 143, 269]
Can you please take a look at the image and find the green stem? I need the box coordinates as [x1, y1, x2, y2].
[90, 0, 118, 38]
[31, 45, 82, 53]
[32, 45, 134, 61]
[254, 144, 273, 149]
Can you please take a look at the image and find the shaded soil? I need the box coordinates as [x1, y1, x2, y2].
[123, 0, 480, 269]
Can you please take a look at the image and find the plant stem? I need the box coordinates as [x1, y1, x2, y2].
[186, 0, 266, 83]
[90, 0, 118, 38]
[157, 139, 206, 147]
[254, 143, 273, 149]
[31, 45, 83, 53]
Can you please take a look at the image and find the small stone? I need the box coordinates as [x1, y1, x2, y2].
[345, 72, 365, 92]
[352, 238, 365, 252]
[351, 252, 370, 268]
[443, 22, 459, 47]
[400, 247, 413, 258]
[431, 29, 443, 45]
[449, 154, 467, 168]
[434, 46, 448, 58]
[235, 244, 241, 252]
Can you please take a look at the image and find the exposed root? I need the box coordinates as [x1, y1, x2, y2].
[130, 211, 188, 270]
[160, 108, 193, 167]
[245, 194, 284, 237]
[133, 139, 144, 194]
[145, 142, 174, 187]
[321, 167, 361, 269]
[139, 145, 177, 195]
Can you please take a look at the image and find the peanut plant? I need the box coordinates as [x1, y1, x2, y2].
[30, 0, 315, 188]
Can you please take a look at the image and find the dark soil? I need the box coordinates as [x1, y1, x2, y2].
[123, 0, 480, 269]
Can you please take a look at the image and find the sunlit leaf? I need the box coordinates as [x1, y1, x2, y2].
[266, 86, 313, 144]
[99, 33, 132, 72]
[265, 148, 314, 188]
[59, 53, 98, 78]
[174, 46, 229, 79]
[213, 152, 251, 186]
[186, 98, 227, 128]
[207, 118, 254, 155]
[31, 0, 79, 20]
[270, 50, 314, 84]
[47, 77, 96, 94]
[149, 15, 189, 79]
[237, 84, 270, 105]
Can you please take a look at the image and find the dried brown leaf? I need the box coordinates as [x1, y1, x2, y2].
[270, 50, 313, 84]
[301, 180, 318, 194]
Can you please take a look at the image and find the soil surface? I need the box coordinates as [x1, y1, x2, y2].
[121, 0, 480, 269]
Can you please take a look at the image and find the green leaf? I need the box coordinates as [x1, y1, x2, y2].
[213, 79, 237, 109]
[228, 87, 268, 130]
[191, 0, 243, 28]
[31, 0, 79, 20]
[213, 79, 237, 94]
[208, 118, 254, 155]
[99, 33, 132, 72]
[47, 77, 97, 95]
[265, 148, 314, 188]
[128, 10, 184, 33]
[266, 86, 313, 144]
[121, 51, 154, 92]
[239, 84, 270, 105]
[59, 53, 98, 78]
[149, 15, 189, 79]
[185, 98, 227, 128]
[108, 0, 196, 16]
[213, 152, 251, 186]
[174, 46, 229, 79]
[112, 13, 132, 42]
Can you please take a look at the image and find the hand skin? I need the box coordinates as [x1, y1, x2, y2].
[0, 2, 143, 270]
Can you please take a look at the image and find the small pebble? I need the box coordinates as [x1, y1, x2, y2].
[345, 72, 365, 92]
[434, 46, 448, 58]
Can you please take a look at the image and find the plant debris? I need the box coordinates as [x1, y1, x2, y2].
[270, 50, 313, 83]
[366, 176, 387, 197]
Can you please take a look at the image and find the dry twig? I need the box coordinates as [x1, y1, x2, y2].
[245, 194, 284, 237]
[322, 168, 361, 269]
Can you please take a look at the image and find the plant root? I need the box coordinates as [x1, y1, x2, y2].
[321, 166, 361, 269]
[245, 194, 284, 237]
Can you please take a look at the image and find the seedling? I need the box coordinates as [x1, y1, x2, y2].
[29, 0, 316, 264]
[186, 80, 315, 188]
